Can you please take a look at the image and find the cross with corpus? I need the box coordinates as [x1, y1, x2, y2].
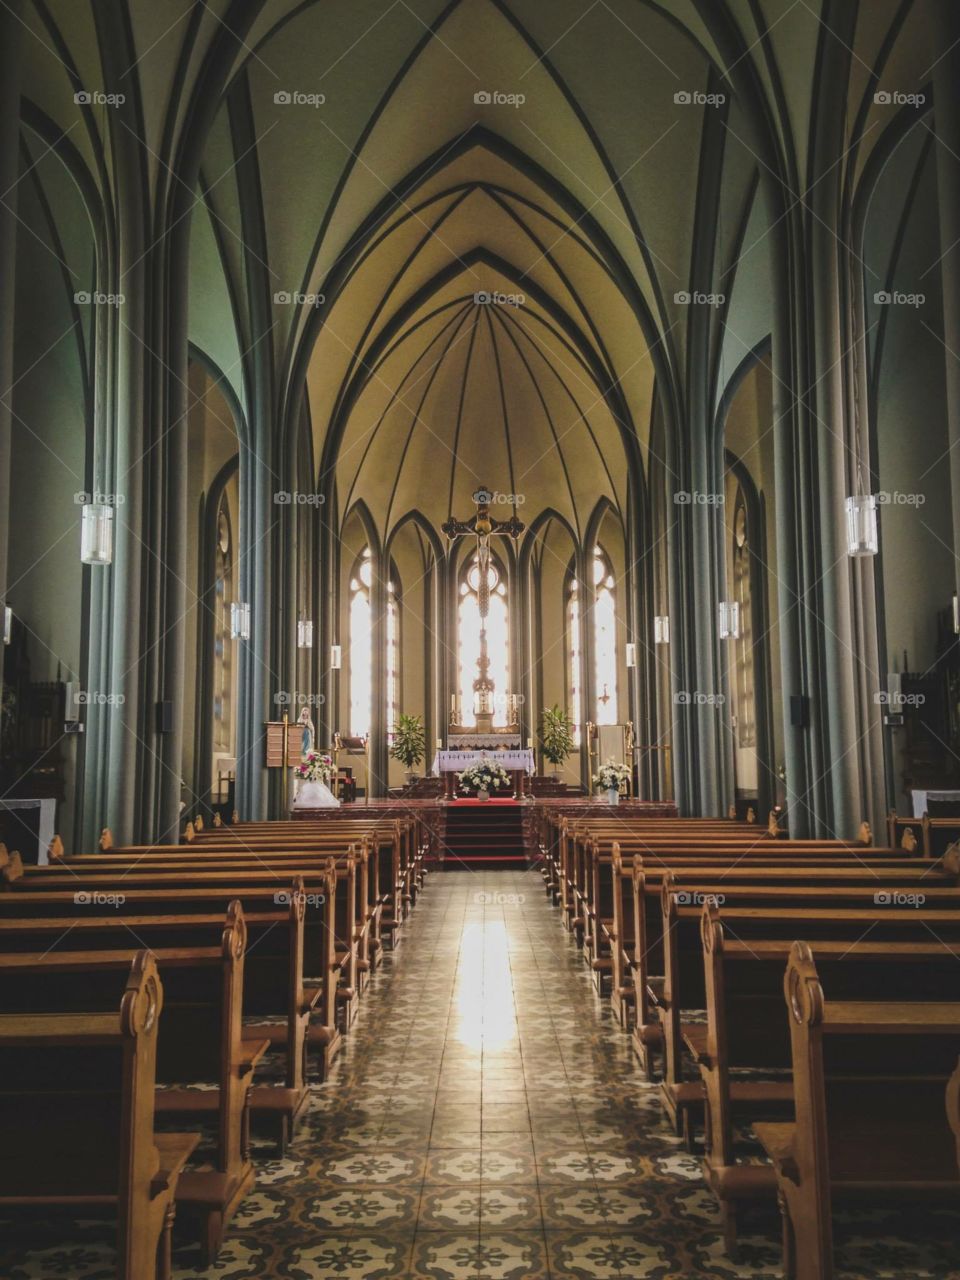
[442, 488, 525, 731]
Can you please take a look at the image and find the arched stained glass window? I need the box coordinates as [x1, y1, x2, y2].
[386, 567, 400, 741]
[592, 546, 618, 726]
[458, 551, 509, 727]
[349, 549, 373, 738]
[566, 567, 582, 746]
[213, 498, 233, 753]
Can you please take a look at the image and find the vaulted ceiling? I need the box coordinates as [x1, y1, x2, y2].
[18, 0, 942, 542]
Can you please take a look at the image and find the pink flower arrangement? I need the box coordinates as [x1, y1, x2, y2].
[297, 751, 334, 783]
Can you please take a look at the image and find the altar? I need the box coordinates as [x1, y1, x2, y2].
[432, 748, 535, 775]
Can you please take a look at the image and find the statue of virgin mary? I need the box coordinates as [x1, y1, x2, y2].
[297, 707, 315, 758]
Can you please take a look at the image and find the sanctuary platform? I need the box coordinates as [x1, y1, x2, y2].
[439, 798, 528, 870]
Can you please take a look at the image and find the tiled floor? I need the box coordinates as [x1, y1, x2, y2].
[3, 869, 958, 1278]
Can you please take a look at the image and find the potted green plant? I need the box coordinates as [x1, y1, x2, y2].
[390, 712, 426, 783]
[539, 704, 576, 776]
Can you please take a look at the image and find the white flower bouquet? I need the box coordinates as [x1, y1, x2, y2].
[593, 758, 630, 792]
[457, 759, 512, 795]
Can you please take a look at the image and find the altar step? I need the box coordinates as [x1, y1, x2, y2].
[439, 804, 528, 870]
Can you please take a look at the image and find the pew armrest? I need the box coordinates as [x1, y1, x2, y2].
[754, 1121, 800, 1185]
[150, 1132, 201, 1198]
[238, 1037, 271, 1075]
[301, 982, 324, 1014]
[681, 1022, 711, 1066]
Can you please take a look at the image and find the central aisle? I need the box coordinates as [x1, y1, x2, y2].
[199, 870, 773, 1280]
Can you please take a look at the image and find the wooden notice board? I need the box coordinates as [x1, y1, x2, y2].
[265, 720, 290, 769]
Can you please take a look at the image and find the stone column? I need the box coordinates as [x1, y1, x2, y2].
[805, 3, 863, 839]
[932, 0, 960, 591]
[0, 0, 21, 609]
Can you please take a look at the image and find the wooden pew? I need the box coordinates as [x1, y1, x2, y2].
[600, 843, 939, 1031]
[0, 952, 199, 1280]
[697, 906, 960, 1251]
[190, 815, 424, 918]
[592, 839, 918, 1029]
[887, 810, 960, 859]
[0, 881, 316, 1147]
[43, 849, 361, 1034]
[656, 879, 960, 1135]
[29, 843, 372, 1042]
[0, 903, 262, 1261]
[559, 820, 766, 933]
[560, 822, 888, 946]
[755, 942, 960, 1280]
[587, 837, 932, 1002]
[949, 1058, 960, 1173]
[627, 851, 956, 1076]
[84, 826, 403, 965]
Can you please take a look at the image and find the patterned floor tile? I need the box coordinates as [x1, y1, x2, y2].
[411, 1230, 547, 1279]
[424, 1148, 484, 1183]
[480, 1185, 543, 1229]
[546, 1231, 675, 1279]
[307, 1187, 419, 1230]
[285, 1232, 414, 1278]
[418, 1187, 483, 1230]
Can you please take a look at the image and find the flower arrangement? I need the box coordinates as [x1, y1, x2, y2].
[457, 759, 512, 795]
[296, 751, 334, 784]
[593, 758, 630, 792]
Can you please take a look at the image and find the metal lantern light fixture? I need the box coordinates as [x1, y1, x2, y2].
[230, 601, 251, 640]
[80, 503, 114, 565]
[845, 493, 878, 557]
[297, 619, 314, 649]
[718, 601, 741, 640]
[654, 614, 671, 645]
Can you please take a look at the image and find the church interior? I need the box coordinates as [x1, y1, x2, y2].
[2, 2, 960, 1278]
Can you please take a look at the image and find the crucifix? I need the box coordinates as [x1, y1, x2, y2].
[442, 487, 525, 732]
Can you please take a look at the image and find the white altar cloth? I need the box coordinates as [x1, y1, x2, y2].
[432, 749, 535, 775]
[911, 789, 960, 818]
[447, 733, 521, 749]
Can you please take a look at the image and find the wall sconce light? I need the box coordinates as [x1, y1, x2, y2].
[718, 601, 741, 640]
[654, 615, 670, 645]
[80, 503, 114, 565]
[625, 642, 637, 668]
[2, 604, 12, 645]
[230, 601, 251, 640]
[330, 644, 342, 670]
[297, 619, 314, 649]
[845, 493, 878, 557]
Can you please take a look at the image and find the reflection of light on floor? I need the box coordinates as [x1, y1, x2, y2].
[454, 920, 517, 1053]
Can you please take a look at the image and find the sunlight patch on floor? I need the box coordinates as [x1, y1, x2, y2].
[453, 918, 517, 1053]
